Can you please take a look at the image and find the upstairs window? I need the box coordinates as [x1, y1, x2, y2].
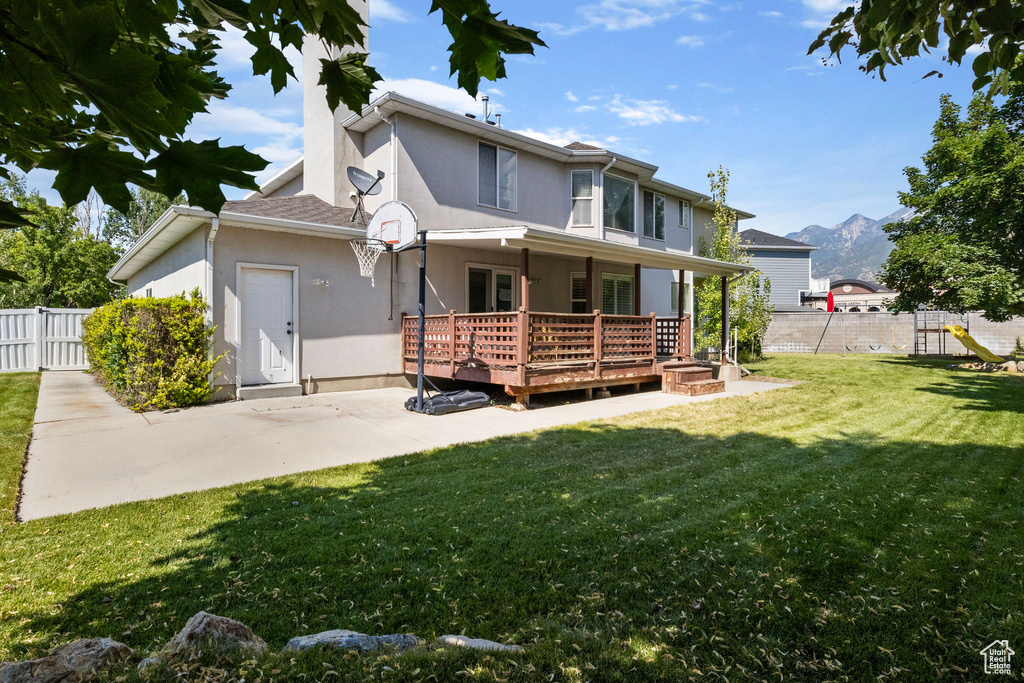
[642, 190, 666, 240]
[602, 273, 634, 315]
[678, 199, 691, 229]
[571, 170, 594, 226]
[478, 142, 517, 211]
[603, 174, 635, 232]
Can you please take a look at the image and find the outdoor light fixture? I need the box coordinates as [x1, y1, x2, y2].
[314, 278, 330, 287]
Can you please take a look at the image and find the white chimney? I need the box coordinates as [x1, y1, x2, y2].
[301, 0, 369, 206]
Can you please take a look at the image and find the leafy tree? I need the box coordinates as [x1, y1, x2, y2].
[694, 167, 773, 361]
[104, 188, 184, 250]
[0, 176, 122, 308]
[0, 0, 544, 229]
[810, 1, 1024, 94]
[880, 90, 1024, 321]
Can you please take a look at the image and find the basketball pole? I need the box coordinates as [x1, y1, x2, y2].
[415, 229, 428, 413]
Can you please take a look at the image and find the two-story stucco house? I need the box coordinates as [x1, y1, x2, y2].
[107, 1, 754, 402]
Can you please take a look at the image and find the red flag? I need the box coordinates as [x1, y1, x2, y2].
[827, 291, 835, 312]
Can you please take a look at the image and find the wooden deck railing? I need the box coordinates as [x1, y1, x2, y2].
[402, 310, 691, 373]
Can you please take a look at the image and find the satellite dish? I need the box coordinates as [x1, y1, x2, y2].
[347, 167, 383, 196]
[346, 167, 386, 225]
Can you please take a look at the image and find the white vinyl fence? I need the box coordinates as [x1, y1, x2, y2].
[0, 308, 93, 373]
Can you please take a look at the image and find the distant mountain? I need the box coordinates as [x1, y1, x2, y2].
[784, 207, 914, 283]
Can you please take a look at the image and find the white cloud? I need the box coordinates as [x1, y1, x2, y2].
[574, 105, 598, 112]
[189, 102, 302, 140]
[801, 0, 855, 30]
[697, 82, 734, 93]
[675, 35, 706, 48]
[514, 127, 622, 149]
[566, 91, 579, 102]
[606, 95, 703, 126]
[372, 77, 501, 115]
[372, 0, 414, 23]
[549, 0, 713, 34]
[760, 10, 783, 18]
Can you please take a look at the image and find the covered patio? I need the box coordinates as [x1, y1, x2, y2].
[402, 226, 753, 403]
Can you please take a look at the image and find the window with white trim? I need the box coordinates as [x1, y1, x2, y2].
[570, 272, 589, 314]
[571, 170, 594, 226]
[601, 273, 634, 315]
[643, 190, 666, 240]
[670, 281, 691, 314]
[678, 199, 691, 229]
[603, 173, 635, 232]
[478, 142, 517, 211]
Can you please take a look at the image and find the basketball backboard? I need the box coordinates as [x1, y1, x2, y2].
[366, 201, 418, 251]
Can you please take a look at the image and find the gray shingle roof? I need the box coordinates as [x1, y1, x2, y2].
[564, 141, 604, 151]
[738, 229, 815, 249]
[221, 195, 361, 228]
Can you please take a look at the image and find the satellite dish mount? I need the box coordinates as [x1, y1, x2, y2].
[347, 166, 385, 225]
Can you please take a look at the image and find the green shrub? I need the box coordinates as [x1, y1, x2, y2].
[82, 289, 222, 411]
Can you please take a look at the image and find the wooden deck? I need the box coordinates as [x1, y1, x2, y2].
[402, 310, 693, 399]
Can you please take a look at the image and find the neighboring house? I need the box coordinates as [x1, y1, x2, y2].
[737, 229, 819, 311]
[107, 0, 754, 401]
[803, 278, 895, 312]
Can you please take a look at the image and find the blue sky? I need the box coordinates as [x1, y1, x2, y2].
[29, 0, 981, 235]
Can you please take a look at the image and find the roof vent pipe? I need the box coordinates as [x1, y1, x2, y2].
[495, 113, 502, 128]
[482, 95, 490, 122]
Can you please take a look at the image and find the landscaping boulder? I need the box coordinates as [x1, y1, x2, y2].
[282, 630, 422, 653]
[438, 635, 524, 653]
[1018, 361, 1024, 374]
[1003, 361, 1019, 374]
[0, 637, 132, 682]
[149, 611, 267, 662]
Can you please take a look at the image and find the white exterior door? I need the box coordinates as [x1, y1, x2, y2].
[240, 267, 294, 385]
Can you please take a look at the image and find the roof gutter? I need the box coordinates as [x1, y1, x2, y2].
[598, 157, 617, 233]
[375, 106, 397, 201]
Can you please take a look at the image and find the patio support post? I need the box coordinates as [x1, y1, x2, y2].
[720, 276, 729, 365]
[593, 309, 602, 378]
[521, 248, 530, 311]
[517, 305, 528, 384]
[677, 269, 686, 358]
[633, 263, 642, 315]
[585, 256, 594, 312]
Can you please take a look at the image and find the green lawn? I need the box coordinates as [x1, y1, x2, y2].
[1, 356, 1022, 681]
[0, 373, 38, 526]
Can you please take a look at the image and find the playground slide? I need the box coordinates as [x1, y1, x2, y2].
[944, 325, 1005, 362]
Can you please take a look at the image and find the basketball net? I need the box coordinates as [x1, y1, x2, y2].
[350, 238, 387, 287]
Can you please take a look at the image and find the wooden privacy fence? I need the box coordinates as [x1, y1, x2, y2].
[402, 310, 691, 375]
[0, 308, 93, 373]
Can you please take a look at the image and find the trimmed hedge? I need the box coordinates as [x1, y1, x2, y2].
[82, 289, 222, 411]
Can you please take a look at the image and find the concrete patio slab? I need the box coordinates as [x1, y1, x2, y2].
[19, 371, 794, 521]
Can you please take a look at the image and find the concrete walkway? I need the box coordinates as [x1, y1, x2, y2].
[19, 372, 793, 520]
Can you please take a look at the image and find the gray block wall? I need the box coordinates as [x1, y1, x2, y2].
[764, 312, 1024, 356]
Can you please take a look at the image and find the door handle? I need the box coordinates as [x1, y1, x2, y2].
[287, 330, 292, 335]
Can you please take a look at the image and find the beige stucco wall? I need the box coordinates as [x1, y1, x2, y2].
[126, 226, 207, 298]
[205, 224, 647, 393]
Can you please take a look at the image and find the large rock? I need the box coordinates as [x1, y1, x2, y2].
[0, 638, 132, 682]
[1018, 361, 1024, 374]
[282, 630, 422, 653]
[154, 612, 268, 661]
[438, 635, 524, 653]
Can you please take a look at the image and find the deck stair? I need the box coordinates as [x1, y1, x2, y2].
[661, 365, 723, 395]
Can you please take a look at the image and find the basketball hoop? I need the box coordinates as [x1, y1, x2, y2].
[350, 238, 388, 286]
